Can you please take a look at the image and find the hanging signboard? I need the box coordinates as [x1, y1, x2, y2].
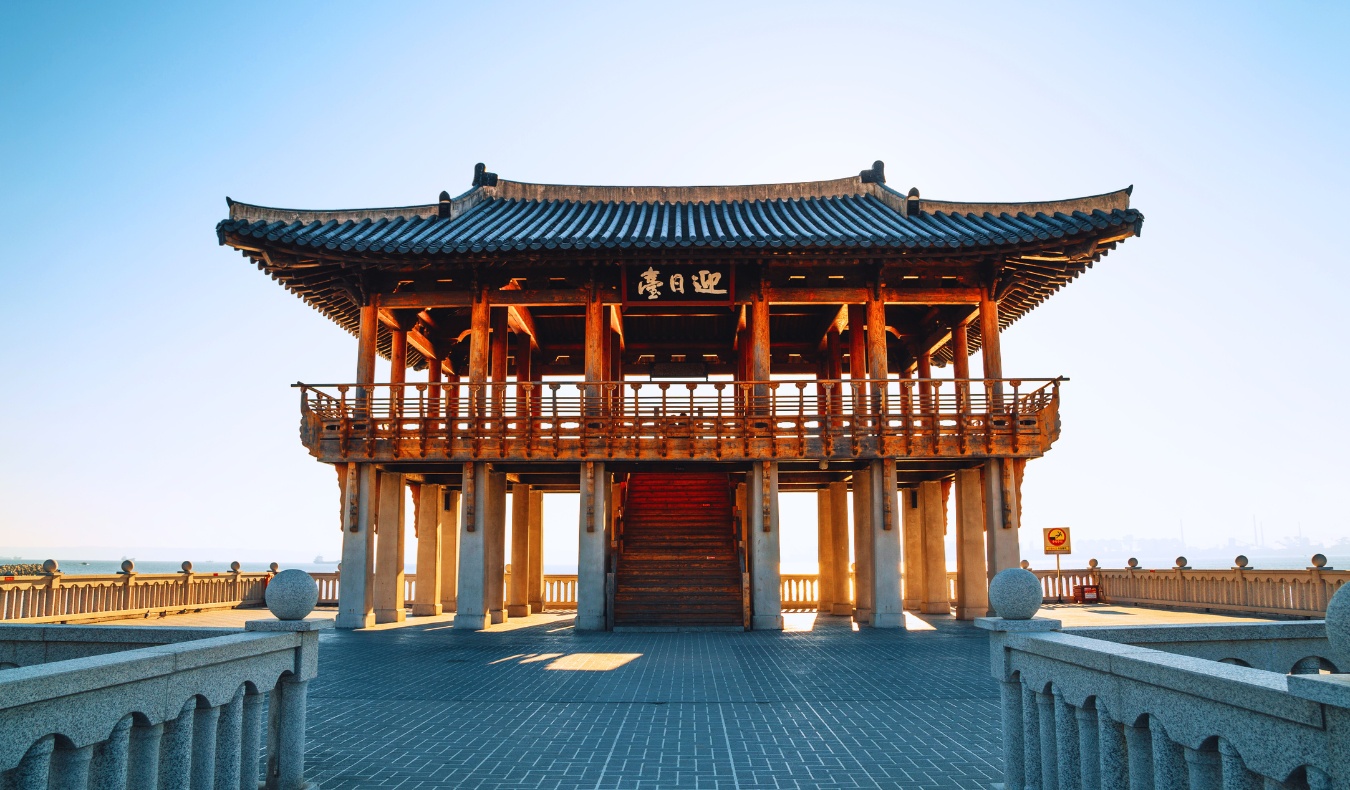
[622, 263, 735, 307]
[1043, 527, 1072, 555]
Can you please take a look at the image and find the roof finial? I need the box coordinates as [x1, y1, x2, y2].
[860, 160, 885, 184]
[438, 190, 452, 219]
[472, 163, 498, 188]
[905, 187, 920, 217]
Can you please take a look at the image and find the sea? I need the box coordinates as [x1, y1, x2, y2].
[1, 558, 584, 576]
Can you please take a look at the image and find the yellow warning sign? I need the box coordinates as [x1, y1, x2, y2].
[1043, 527, 1072, 555]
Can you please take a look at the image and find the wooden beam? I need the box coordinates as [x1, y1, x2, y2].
[506, 306, 540, 353]
[814, 305, 848, 353]
[380, 287, 617, 309]
[763, 287, 981, 305]
[609, 306, 625, 351]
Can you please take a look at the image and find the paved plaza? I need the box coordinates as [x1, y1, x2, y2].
[303, 613, 1001, 789]
[95, 605, 1276, 789]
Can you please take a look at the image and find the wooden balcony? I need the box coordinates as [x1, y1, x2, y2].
[296, 378, 1062, 464]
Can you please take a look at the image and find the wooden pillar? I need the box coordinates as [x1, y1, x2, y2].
[750, 289, 771, 405]
[453, 463, 489, 630]
[954, 468, 989, 620]
[901, 487, 924, 611]
[918, 351, 933, 413]
[846, 305, 867, 414]
[373, 472, 406, 624]
[828, 481, 852, 615]
[485, 469, 507, 623]
[439, 489, 459, 613]
[979, 292, 1003, 380]
[426, 354, 443, 420]
[851, 470, 873, 624]
[584, 287, 605, 414]
[749, 462, 782, 630]
[826, 325, 844, 414]
[816, 488, 835, 613]
[411, 483, 442, 616]
[468, 291, 490, 420]
[527, 489, 544, 613]
[338, 303, 379, 629]
[515, 331, 533, 420]
[919, 480, 949, 614]
[952, 321, 971, 413]
[490, 307, 509, 418]
[866, 289, 889, 408]
[507, 484, 532, 617]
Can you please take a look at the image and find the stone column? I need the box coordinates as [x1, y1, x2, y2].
[453, 462, 490, 630]
[374, 471, 407, 624]
[337, 462, 377, 629]
[919, 480, 949, 614]
[870, 459, 904, 628]
[851, 468, 874, 624]
[984, 460, 1021, 578]
[577, 462, 608, 631]
[816, 488, 835, 613]
[411, 483, 442, 616]
[508, 483, 532, 617]
[485, 469, 508, 623]
[901, 486, 924, 611]
[954, 468, 989, 620]
[828, 481, 852, 615]
[749, 461, 783, 630]
[439, 489, 460, 613]
[527, 489, 544, 613]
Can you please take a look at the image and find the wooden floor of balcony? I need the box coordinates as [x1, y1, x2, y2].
[298, 378, 1061, 464]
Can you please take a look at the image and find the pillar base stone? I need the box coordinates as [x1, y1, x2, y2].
[752, 615, 784, 631]
[528, 599, 544, 613]
[830, 603, 853, 616]
[410, 604, 442, 617]
[853, 608, 873, 625]
[335, 612, 375, 630]
[374, 609, 406, 624]
[453, 613, 489, 631]
[489, 609, 507, 624]
[507, 604, 531, 617]
[872, 611, 905, 629]
[956, 606, 986, 621]
[575, 614, 606, 631]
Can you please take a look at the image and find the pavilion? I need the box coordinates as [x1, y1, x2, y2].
[216, 161, 1143, 631]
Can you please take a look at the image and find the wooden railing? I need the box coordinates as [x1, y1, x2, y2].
[296, 378, 1062, 462]
[0, 568, 271, 623]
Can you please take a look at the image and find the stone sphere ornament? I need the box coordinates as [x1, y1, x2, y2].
[119, 559, 135, 573]
[41, 559, 59, 574]
[1127, 558, 1139, 569]
[230, 561, 241, 572]
[181, 561, 193, 573]
[989, 568, 1043, 621]
[1234, 555, 1249, 568]
[265, 569, 319, 621]
[1312, 554, 1328, 569]
[1326, 583, 1350, 658]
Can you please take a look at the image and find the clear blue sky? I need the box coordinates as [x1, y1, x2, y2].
[2, 3, 1348, 568]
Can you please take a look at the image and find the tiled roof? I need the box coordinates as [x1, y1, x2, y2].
[217, 173, 1141, 258]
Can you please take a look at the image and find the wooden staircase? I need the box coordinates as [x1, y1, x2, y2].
[612, 472, 745, 628]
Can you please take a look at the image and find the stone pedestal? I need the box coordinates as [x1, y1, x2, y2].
[337, 463, 377, 629]
[507, 483, 532, 617]
[576, 462, 608, 631]
[373, 472, 407, 624]
[454, 463, 491, 631]
[955, 468, 990, 620]
[870, 460, 904, 628]
[828, 481, 853, 616]
[411, 483, 442, 616]
[919, 480, 949, 615]
[851, 470, 874, 624]
[749, 462, 783, 630]
[485, 470, 507, 624]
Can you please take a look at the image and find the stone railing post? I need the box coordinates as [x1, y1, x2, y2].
[89, 716, 131, 788]
[1053, 690, 1080, 790]
[1074, 703, 1100, 790]
[126, 720, 163, 787]
[1096, 706, 1128, 790]
[158, 698, 197, 788]
[247, 568, 329, 790]
[977, 567, 1063, 790]
[241, 688, 265, 788]
[1122, 722, 1152, 790]
[49, 741, 93, 790]
[1182, 745, 1222, 790]
[1148, 718, 1185, 789]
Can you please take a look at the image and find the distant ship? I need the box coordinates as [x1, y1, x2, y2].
[313, 555, 339, 564]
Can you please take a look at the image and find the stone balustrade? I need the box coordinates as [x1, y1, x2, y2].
[979, 568, 1350, 790]
[0, 618, 328, 790]
[0, 561, 274, 624]
[310, 572, 580, 610]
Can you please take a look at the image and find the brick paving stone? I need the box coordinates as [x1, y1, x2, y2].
[304, 614, 1002, 789]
